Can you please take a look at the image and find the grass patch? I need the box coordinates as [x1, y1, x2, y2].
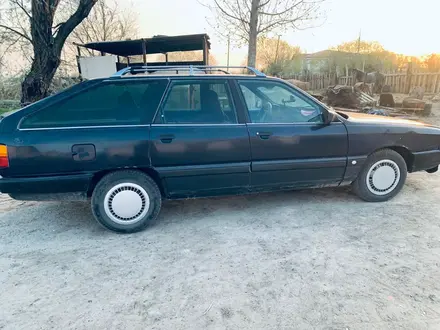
[0, 100, 20, 115]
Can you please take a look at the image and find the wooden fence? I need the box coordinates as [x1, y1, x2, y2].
[338, 72, 440, 94]
[405, 73, 440, 94]
[287, 73, 337, 91]
[338, 76, 353, 86]
[289, 71, 440, 94]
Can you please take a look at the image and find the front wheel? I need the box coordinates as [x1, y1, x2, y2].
[91, 170, 162, 233]
[352, 149, 407, 202]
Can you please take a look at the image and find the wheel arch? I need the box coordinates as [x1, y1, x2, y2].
[87, 167, 165, 197]
[372, 146, 414, 172]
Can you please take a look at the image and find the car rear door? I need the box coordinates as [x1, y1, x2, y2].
[149, 78, 251, 198]
[236, 79, 348, 190]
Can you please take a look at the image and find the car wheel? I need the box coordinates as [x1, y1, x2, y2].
[352, 149, 407, 202]
[91, 170, 162, 233]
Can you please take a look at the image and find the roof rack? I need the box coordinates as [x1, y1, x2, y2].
[111, 65, 266, 78]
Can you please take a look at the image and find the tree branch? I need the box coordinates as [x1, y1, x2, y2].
[258, 0, 321, 33]
[52, 22, 63, 36]
[0, 24, 32, 43]
[258, 0, 272, 8]
[54, 0, 97, 47]
[213, 0, 250, 25]
[11, 0, 32, 19]
[235, 0, 250, 32]
[259, 0, 305, 16]
[0, 35, 21, 65]
[258, 19, 290, 34]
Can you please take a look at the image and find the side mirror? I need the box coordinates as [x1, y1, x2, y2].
[322, 108, 333, 125]
[289, 95, 296, 103]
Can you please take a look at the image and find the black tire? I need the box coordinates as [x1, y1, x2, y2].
[91, 170, 162, 233]
[352, 149, 407, 202]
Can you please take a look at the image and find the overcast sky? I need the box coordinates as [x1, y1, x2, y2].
[127, 0, 439, 65]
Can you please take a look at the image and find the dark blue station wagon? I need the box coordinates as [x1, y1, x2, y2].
[1, 66, 440, 233]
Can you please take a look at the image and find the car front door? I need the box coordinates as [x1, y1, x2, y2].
[237, 79, 348, 190]
[149, 78, 251, 198]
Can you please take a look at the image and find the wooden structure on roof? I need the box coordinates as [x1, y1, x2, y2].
[76, 33, 211, 72]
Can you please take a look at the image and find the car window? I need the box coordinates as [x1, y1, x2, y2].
[20, 80, 167, 129]
[238, 80, 323, 124]
[240, 85, 263, 110]
[164, 84, 202, 111]
[160, 80, 237, 124]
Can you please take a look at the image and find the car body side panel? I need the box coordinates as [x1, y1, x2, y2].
[0, 173, 92, 195]
[3, 127, 151, 180]
[149, 125, 252, 198]
[341, 116, 440, 183]
[247, 122, 349, 189]
[341, 112, 440, 154]
[412, 150, 440, 171]
[346, 124, 440, 155]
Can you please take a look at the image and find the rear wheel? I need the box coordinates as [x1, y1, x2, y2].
[352, 149, 407, 202]
[91, 170, 162, 233]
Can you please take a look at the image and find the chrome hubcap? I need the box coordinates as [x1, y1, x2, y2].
[104, 183, 150, 225]
[366, 159, 401, 195]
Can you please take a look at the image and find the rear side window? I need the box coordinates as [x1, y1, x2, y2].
[20, 80, 167, 129]
[159, 80, 237, 124]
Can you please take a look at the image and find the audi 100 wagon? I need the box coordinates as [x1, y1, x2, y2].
[1, 66, 440, 233]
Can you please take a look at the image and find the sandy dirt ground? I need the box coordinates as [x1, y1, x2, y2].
[1, 106, 440, 330]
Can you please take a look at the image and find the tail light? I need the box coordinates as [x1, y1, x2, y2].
[0, 145, 9, 168]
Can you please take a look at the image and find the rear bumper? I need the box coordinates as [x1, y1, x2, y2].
[0, 173, 93, 195]
[411, 150, 440, 172]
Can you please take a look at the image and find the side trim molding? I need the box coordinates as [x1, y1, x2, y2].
[155, 162, 251, 178]
[252, 157, 347, 172]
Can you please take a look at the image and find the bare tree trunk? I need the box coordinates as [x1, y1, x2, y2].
[19, 0, 97, 105]
[247, 0, 259, 68]
[21, 47, 61, 105]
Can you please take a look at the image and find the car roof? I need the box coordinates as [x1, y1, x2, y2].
[108, 66, 267, 80]
[108, 74, 267, 80]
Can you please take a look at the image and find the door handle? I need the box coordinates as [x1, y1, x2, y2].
[256, 132, 272, 140]
[159, 134, 175, 143]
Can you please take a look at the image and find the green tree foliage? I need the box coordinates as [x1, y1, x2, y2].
[423, 54, 440, 71]
[257, 37, 302, 76]
[330, 39, 419, 73]
[332, 40, 385, 54]
[257, 37, 301, 68]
